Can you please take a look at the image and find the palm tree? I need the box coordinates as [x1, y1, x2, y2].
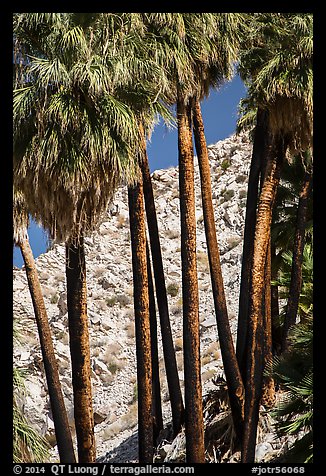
[176, 91, 205, 463]
[236, 106, 271, 378]
[190, 14, 248, 442]
[260, 237, 276, 408]
[270, 154, 313, 354]
[65, 235, 95, 462]
[13, 13, 139, 462]
[146, 241, 164, 443]
[128, 178, 153, 463]
[13, 190, 76, 462]
[281, 166, 313, 351]
[100, 14, 185, 438]
[238, 13, 313, 462]
[139, 126, 185, 436]
[142, 13, 245, 460]
[125, 14, 202, 458]
[242, 133, 285, 463]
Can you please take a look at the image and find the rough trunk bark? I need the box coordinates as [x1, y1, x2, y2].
[237, 109, 269, 380]
[281, 170, 313, 352]
[261, 238, 275, 408]
[20, 237, 76, 463]
[140, 130, 184, 436]
[241, 137, 284, 463]
[146, 241, 163, 444]
[128, 181, 153, 463]
[192, 97, 244, 440]
[65, 237, 95, 463]
[177, 94, 205, 463]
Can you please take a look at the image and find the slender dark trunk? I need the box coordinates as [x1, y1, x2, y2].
[65, 236, 95, 463]
[271, 243, 282, 354]
[237, 108, 270, 381]
[128, 181, 153, 463]
[140, 128, 184, 436]
[20, 237, 76, 463]
[177, 93, 205, 463]
[281, 170, 313, 352]
[192, 97, 244, 441]
[146, 241, 163, 444]
[241, 136, 284, 463]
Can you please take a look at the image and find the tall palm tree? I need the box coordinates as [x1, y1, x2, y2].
[177, 91, 205, 463]
[236, 107, 271, 379]
[139, 125, 185, 436]
[128, 176, 154, 463]
[65, 235, 95, 462]
[150, 13, 207, 461]
[146, 241, 163, 443]
[270, 152, 312, 354]
[238, 13, 313, 462]
[13, 190, 76, 462]
[125, 14, 202, 458]
[13, 13, 139, 462]
[101, 14, 185, 437]
[190, 13, 248, 442]
[281, 166, 313, 351]
[142, 13, 245, 459]
[260, 237, 276, 408]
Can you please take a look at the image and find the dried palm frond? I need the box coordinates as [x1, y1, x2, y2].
[13, 188, 29, 245]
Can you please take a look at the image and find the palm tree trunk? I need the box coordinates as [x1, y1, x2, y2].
[241, 136, 284, 463]
[261, 238, 275, 408]
[146, 241, 163, 444]
[65, 237, 95, 463]
[192, 97, 244, 440]
[281, 170, 313, 352]
[128, 181, 153, 463]
[271, 243, 282, 354]
[236, 108, 269, 380]
[177, 93, 205, 463]
[140, 129, 184, 436]
[20, 237, 76, 463]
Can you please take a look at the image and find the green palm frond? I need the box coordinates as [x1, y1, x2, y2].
[13, 403, 50, 463]
[13, 366, 50, 463]
[28, 56, 70, 89]
[267, 317, 313, 462]
[238, 13, 313, 153]
[272, 242, 313, 319]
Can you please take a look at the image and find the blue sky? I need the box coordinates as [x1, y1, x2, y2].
[13, 74, 247, 268]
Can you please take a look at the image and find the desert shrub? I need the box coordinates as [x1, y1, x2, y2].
[222, 189, 235, 201]
[221, 159, 231, 171]
[235, 174, 247, 183]
[167, 283, 179, 297]
[239, 188, 247, 199]
[50, 294, 58, 304]
[106, 296, 117, 307]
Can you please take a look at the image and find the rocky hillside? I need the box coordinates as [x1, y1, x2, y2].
[14, 132, 274, 462]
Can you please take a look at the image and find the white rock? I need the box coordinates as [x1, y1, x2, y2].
[19, 350, 31, 361]
[200, 316, 216, 328]
[255, 442, 274, 462]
